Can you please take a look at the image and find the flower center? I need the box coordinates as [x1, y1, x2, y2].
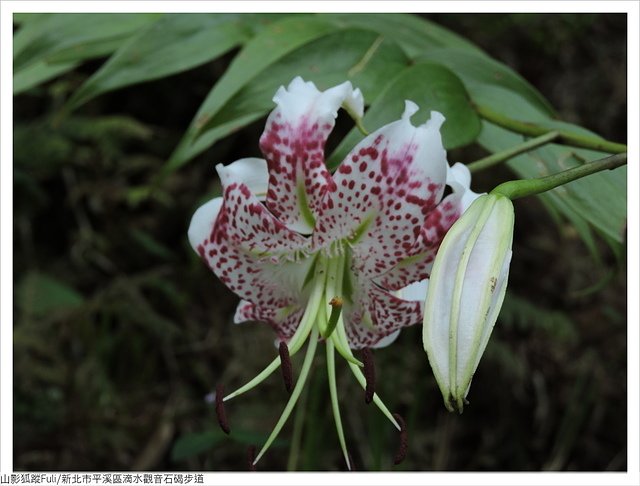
[219, 245, 402, 470]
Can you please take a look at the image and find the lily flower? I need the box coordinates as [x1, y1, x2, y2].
[188, 77, 476, 468]
[422, 193, 514, 414]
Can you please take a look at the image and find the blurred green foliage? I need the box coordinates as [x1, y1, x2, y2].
[13, 13, 626, 471]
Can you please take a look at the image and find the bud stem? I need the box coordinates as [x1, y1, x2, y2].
[474, 103, 627, 154]
[491, 153, 627, 200]
[467, 131, 559, 173]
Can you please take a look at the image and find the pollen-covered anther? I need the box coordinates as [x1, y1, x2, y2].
[392, 413, 408, 465]
[247, 445, 257, 471]
[278, 341, 294, 393]
[215, 383, 231, 434]
[361, 348, 376, 404]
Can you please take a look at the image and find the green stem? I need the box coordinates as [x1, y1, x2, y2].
[475, 103, 627, 154]
[468, 131, 559, 173]
[491, 153, 627, 200]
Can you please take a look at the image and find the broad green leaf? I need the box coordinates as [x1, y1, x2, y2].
[13, 13, 162, 71]
[324, 13, 484, 57]
[417, 47, 555, 116]
[329, 62, 481, 167]
[18, 273, 85, 318]
[162, 15, 339, 180]
[199, 29, 409, 146]
[12, 13, 48, 25]
[66, 14, 284, 111]
[475, 85, 626, 244]
[13, 60, 79, 95]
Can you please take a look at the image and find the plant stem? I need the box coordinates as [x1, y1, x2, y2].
[475, 103, 627, 154]
[491, 153, 627, 200]
[468, 131, 559, 173]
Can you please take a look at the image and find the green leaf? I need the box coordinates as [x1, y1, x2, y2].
[17, 273, 85, 318]
[417, 47, 556, 116]
[324, 13, 484, 57]
[13, 60, 79, 95]
[13, 13, 162, 71]
[475, 85, 627, 245]
[329, 62, 481, 167]
[66, 14, 279, 111]
[162, 15, 339, 181]
[197, 29, 409, 145]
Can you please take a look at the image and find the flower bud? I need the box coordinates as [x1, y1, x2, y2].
[422, 194, 514, 413]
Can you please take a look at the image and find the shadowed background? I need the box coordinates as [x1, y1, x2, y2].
[13, 13, 627, 471]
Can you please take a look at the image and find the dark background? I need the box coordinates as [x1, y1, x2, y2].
[13, 13, 627, 471]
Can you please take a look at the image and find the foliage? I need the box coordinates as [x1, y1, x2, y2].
[13, 13, 626, 471]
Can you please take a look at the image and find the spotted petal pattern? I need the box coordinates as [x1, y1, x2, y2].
[260, 77, 364, 234]
[313, 101, 447, 279]
[189, 78, 479, 352]
[343, 282, 423, 348]
[234, 299, 305, 341]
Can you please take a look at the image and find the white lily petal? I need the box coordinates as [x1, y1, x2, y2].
[187, 197, 223, 254]
[398, 279, 429, 302]
[261, 77, 363, 234]
[370, 329, 401, 349]
[447, 162, 482, 212]
[272, 77, 363, 123]
[216, 157, 269, 200]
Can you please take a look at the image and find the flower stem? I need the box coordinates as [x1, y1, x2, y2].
[254, 328, 319, 466]
[467, 131, 559, 173]
[475, 103, 627, 154]
[491, 153, 627, 200]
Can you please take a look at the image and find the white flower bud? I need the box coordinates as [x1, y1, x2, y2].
[423, 194, 514, 413]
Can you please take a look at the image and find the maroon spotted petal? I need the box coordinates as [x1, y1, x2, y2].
[259, 77, 364, 233]
[313, 101, 448, 279]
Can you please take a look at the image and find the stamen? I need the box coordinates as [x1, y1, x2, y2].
[323, 296, 343, 339]
[253, 328, 320, 466]
[361, 348, 376, 404]
[223, 277, 324, 402]
[247, 445, 257, 471]
[279, 341, 294, 393]
[215, 384, 230, 434]
[392, 413, 408, 465]
[333, 319, 400, 430]
[327, 339, 351, 471]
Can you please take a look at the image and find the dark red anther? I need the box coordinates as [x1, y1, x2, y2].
[362, 348, 375, 404]
[247, 445, 257, 471]
[215, 383, 230, 435]
[279, 341, 293, 393]
[392, 413, 408, 465]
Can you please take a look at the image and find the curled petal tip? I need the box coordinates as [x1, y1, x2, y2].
[344, 86, 365, 118]
[401, 100, 420, 121]
[427, 111, 446, 130]
[187, 197, 223, 254]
